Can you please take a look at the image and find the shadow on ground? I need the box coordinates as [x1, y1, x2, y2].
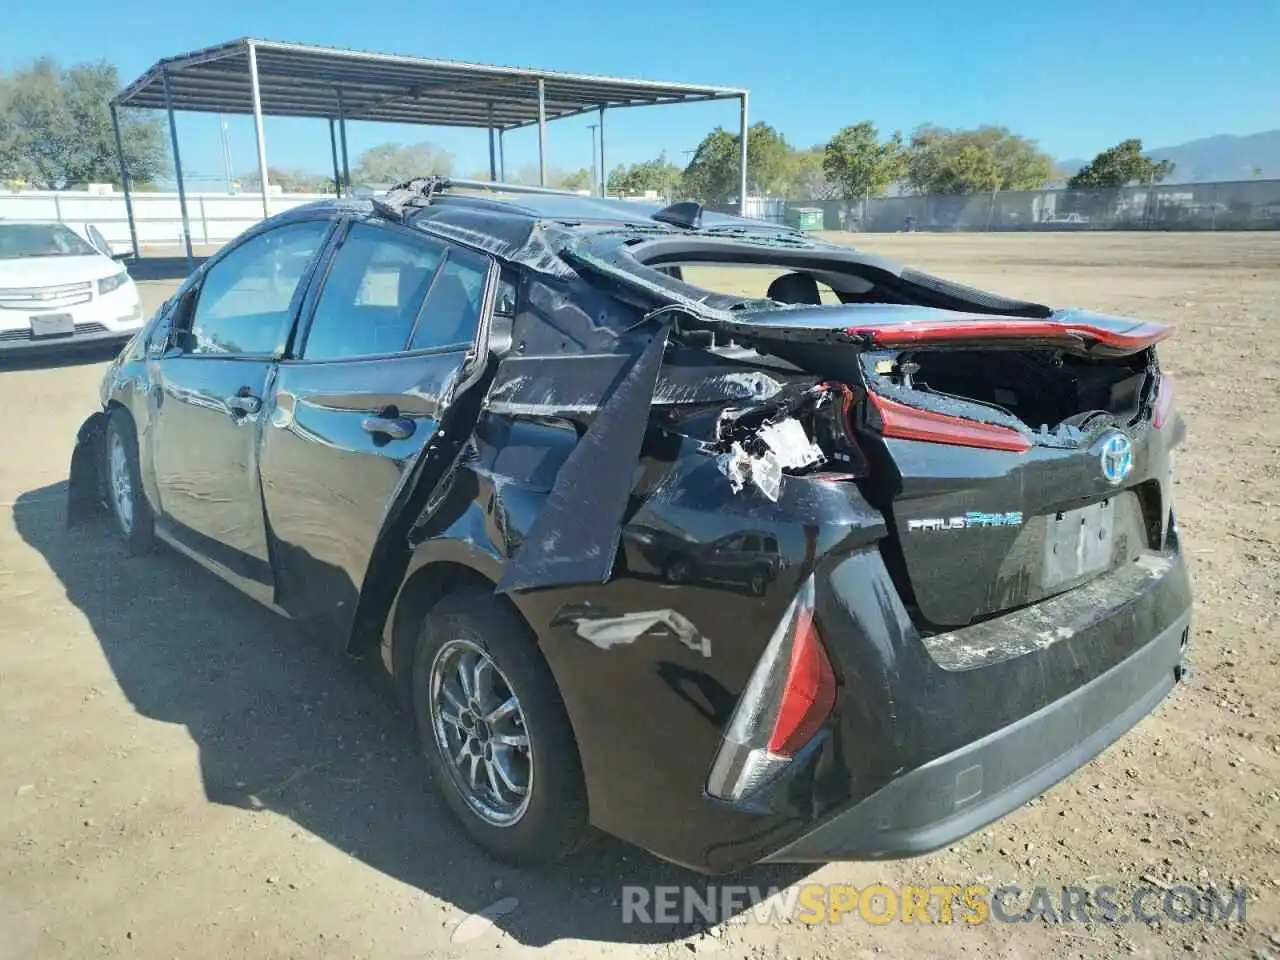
[125, 255, 207, 281]
[13, 482, 812, 947]
[0, 343, 123, 371]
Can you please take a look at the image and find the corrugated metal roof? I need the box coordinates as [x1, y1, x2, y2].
[114, 38, 746, 129]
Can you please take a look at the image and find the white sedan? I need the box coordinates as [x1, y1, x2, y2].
[0, 221, 143, 353]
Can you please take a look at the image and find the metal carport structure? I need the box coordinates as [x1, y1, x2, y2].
[110, 38, 750, 269]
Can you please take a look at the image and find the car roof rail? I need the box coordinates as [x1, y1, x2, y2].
[374, 175, 600, 220]
[446, 178, 589, 198]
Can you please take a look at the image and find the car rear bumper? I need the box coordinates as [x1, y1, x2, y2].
[510, 450, 1191, 874]
[762, 607, 1190, 862]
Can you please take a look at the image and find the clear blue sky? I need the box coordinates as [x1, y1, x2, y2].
[2, 0, 1275, 186]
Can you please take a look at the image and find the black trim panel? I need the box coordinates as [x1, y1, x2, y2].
[159, 516, 274, 586]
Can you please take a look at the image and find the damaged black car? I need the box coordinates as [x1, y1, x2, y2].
[68, 179, 1192, 873]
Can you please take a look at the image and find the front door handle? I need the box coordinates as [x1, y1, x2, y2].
[226, 393, 262, 416]
[361, 415, 415, 440]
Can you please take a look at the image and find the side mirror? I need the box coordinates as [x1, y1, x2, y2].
[85, 225, 120, 259]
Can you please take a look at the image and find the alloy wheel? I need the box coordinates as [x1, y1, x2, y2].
[108, 430, 133, 536]
[428, 638, 533, 827]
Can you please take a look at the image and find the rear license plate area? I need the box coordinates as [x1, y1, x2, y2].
[1043, 499, 1114, 589]
[30, 314, 75, 338]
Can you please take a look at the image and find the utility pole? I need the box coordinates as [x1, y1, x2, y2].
[587, 123, 599, 195]
[219, 115, 234, 193]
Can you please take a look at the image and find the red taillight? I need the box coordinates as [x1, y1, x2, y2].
[705, 578, 837, 801]
[767, 608, 836, 756]
[867, 392, 1032, 453]
[848, 318, 1172, 354]
[1153, 376, 1173, 429]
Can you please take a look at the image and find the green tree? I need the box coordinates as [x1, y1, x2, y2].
[550, 167, 594, 192]
[500, 164, 590, 189]
[238, 166, 334, 194]
[934, 144, 1001, 194]
[785, 148, 839, 200]
[511, 164, 542, 186]
[1067, 139, 1175, 188]
[681, 122, 793, 204]
[821, 122, 906, 202]
[352, 141, 454, 185]
[906, 125, 1054, 194]
[0, 59, 166, 189]
[606, 152, 683, 198]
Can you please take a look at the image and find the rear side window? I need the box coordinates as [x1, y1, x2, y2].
[303, 223, 446, 360]
[408, 246, 490, 352]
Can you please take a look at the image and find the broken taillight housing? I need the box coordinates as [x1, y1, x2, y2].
[706, 577, 837, 802]
[1153, 375, 1174, 429]
[866, 391, 1032, 453]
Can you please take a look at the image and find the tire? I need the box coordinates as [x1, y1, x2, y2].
[104, 408, 155, 554]
[411, 590, 588, 866]
[748, 569, 767, 597]
[664, 555, 693, 584]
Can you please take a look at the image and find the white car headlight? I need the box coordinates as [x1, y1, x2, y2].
[98, 271, 130, 295]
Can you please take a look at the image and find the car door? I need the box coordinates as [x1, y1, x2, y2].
[704, 534, 747, 578]
[148, 218, 334, 602]
[259, 220, 496, 643]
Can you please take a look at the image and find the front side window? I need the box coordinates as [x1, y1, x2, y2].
[187, 220, 330, 356]
[302, 224, 446, 360]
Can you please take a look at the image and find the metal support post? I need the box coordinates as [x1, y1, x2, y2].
[537, 78, 547, 186]
[247, 41, 272, 218]
[110, 103, 140, 258]
[161, 69, 194, 271]
[738, 92, 749, 217]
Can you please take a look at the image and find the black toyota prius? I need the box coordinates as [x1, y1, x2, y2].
[68, 179, 1192, 874]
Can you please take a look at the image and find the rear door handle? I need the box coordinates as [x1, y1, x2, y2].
[226, 393, 262, 416]
[361, 415, 416, 440]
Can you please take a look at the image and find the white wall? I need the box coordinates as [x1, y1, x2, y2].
[0, 188, 328, 254]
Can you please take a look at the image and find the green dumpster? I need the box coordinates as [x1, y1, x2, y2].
[786, 206, 824, 231]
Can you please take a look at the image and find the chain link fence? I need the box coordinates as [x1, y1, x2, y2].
[728, 178, 1280, 232]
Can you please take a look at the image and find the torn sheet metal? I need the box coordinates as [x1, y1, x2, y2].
[717, 443, 751, 495]
[757, 418, 826, 471]
[569, 609, 711, 658]
[714, 408, 829, 503]
[751, 448, 784, 502]
[485, 355, 791, 419]
[495, 326, 671, 594]
[715, 441, 787, 502]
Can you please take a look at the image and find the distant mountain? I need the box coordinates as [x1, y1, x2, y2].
[1057, 130, 1280, 184]
[1055, 158, 1087, 179]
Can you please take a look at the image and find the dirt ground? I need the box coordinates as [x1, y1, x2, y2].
[1, 232, 1277, 959]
